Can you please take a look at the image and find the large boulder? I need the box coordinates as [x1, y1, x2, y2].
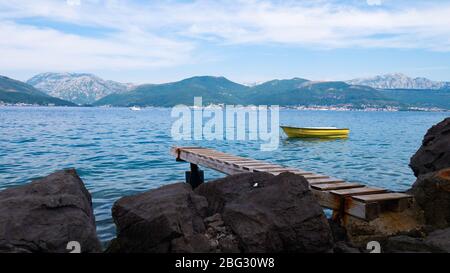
[382, 228, 450, 253]
[0, 169, 101, 253]
[424, 227, 450, 252]
[382, 235, 443, 253]
[108, 183, 210, 253]
[408, 168, 450, 229]
[109, 172, 334, 253]
[195, 172, 334, 253]
[410, 118, 450, 177]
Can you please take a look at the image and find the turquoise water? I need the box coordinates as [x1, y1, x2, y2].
[0, 106, 448, 243]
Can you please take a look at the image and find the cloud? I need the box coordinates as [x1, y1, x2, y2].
[367, 0, 382, 6]
[66, 0, 81, 6]
[0, 20, 194, 71]
[0, 0, 450, 73]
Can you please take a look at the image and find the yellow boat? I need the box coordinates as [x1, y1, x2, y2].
[281, 126, 349, 139]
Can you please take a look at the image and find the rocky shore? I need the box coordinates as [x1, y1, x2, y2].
[0, 118, 449, 253]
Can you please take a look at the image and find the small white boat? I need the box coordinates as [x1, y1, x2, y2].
[129, 106, 142, 111]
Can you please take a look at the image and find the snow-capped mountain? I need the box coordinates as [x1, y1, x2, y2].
[347, 73, 450, 90]
[27, 73, 134, 105]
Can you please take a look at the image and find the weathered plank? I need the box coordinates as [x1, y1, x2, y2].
[308, 178, 346, 184]
[331, 187, 387, 197]
[311, 182, 365, 191]
[312, 190, 379, 220]
[352, 193, 412, 202]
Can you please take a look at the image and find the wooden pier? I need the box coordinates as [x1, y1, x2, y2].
[170, 146, 413, 221]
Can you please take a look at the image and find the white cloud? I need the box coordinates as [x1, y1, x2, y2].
[0, 21, 193, 71]
[0, 0, 450, 73]
[66, 0, 81, 6]
[367, 0, 382, 6]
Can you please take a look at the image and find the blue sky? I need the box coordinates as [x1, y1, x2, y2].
[1, 0, 450, 84]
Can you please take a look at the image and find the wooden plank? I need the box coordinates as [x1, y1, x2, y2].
[226, 160, 262, 164]
[253, 168, 297, 173]
[177, 150, 244, 175]
[303, 174, 330, 179]
[312, 189, 379, 220]
[331, 187, 387, 197]
[345, 198, 380, 221]
[290, 170, 314, 175]
[352, 193, 412, 203]
[308, 178, 346, 184]
[250, 166, 287, 171]
[206, 154, 241, 158]
[312, 189, 340, 210]
[232, 162, 276, 166]
[311, 182, 365, 191]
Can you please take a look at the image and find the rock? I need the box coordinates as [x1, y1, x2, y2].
[410, 117, 450, 177]
[383, 228, 450, 253]
[195, 172, 334, 253]
[408, 168, 450, 229]
[0, 169, 101, 253]
[108, 183, 210, 253]
[328, 219, 347, 242]
[170, 234, 211, 253]
[424, 228, 450, 252]
[109, 172, 334, 253]
[333, 241, 361, 253]
[204, 213, 240, 253]
[343, 208, 425, 247]
[383, 235, 442, 253]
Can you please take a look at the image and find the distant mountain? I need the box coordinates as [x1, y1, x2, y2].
[347, 73, 450, 90]
[94, 76, 401, 108]
[0, 75, 75, 106]
[249, 78, 310, 93]
[27, 73, 133, 105]
[248, 80, 397, 107]
[94, 76, 248, 107]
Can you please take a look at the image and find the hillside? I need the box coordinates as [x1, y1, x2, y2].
[94, 77, 401, 108]
[347, 73, 450, 90]
[246, 80, 397, 107]
[380, 89, 450, 109]
[94, 76, 248, 107]
[0, 76, 76, 106]
[27, 73, 133, 105]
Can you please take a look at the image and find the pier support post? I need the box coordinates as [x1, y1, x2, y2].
[185, 163, 204, 189]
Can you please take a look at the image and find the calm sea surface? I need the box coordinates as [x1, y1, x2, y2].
[0, 107, 448, 243]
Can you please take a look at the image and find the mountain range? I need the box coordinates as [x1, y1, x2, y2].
[27, 73, 133, 105]
[2, 72, 450, 110]
[347, 73, 450, 90]
[0, 76, 75, 106]
[94, 74, 450, 109]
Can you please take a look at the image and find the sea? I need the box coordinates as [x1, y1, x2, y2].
[0, 106, 448, 243]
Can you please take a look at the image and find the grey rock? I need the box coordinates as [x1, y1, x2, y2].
[384, 230, 450, 253]
[108, 183, 208, 253]
[383, 235, 441, 253]
[410, 118, 450, 177]
[333, 241, 361, 253]
[0, 169, 101, 253]
[408, 168, 450, 229]
[424, 228, 450, 252]
[196, 172, 334, 253]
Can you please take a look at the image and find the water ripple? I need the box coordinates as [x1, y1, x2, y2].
[0, 106, 449, 243]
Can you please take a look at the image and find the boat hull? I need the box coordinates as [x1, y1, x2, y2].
[281, 126, 349, 139]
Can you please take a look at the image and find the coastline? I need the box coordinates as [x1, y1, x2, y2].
[1, 104, 449, 113]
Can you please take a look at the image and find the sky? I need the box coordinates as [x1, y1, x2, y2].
[1, 0, 450, 84]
